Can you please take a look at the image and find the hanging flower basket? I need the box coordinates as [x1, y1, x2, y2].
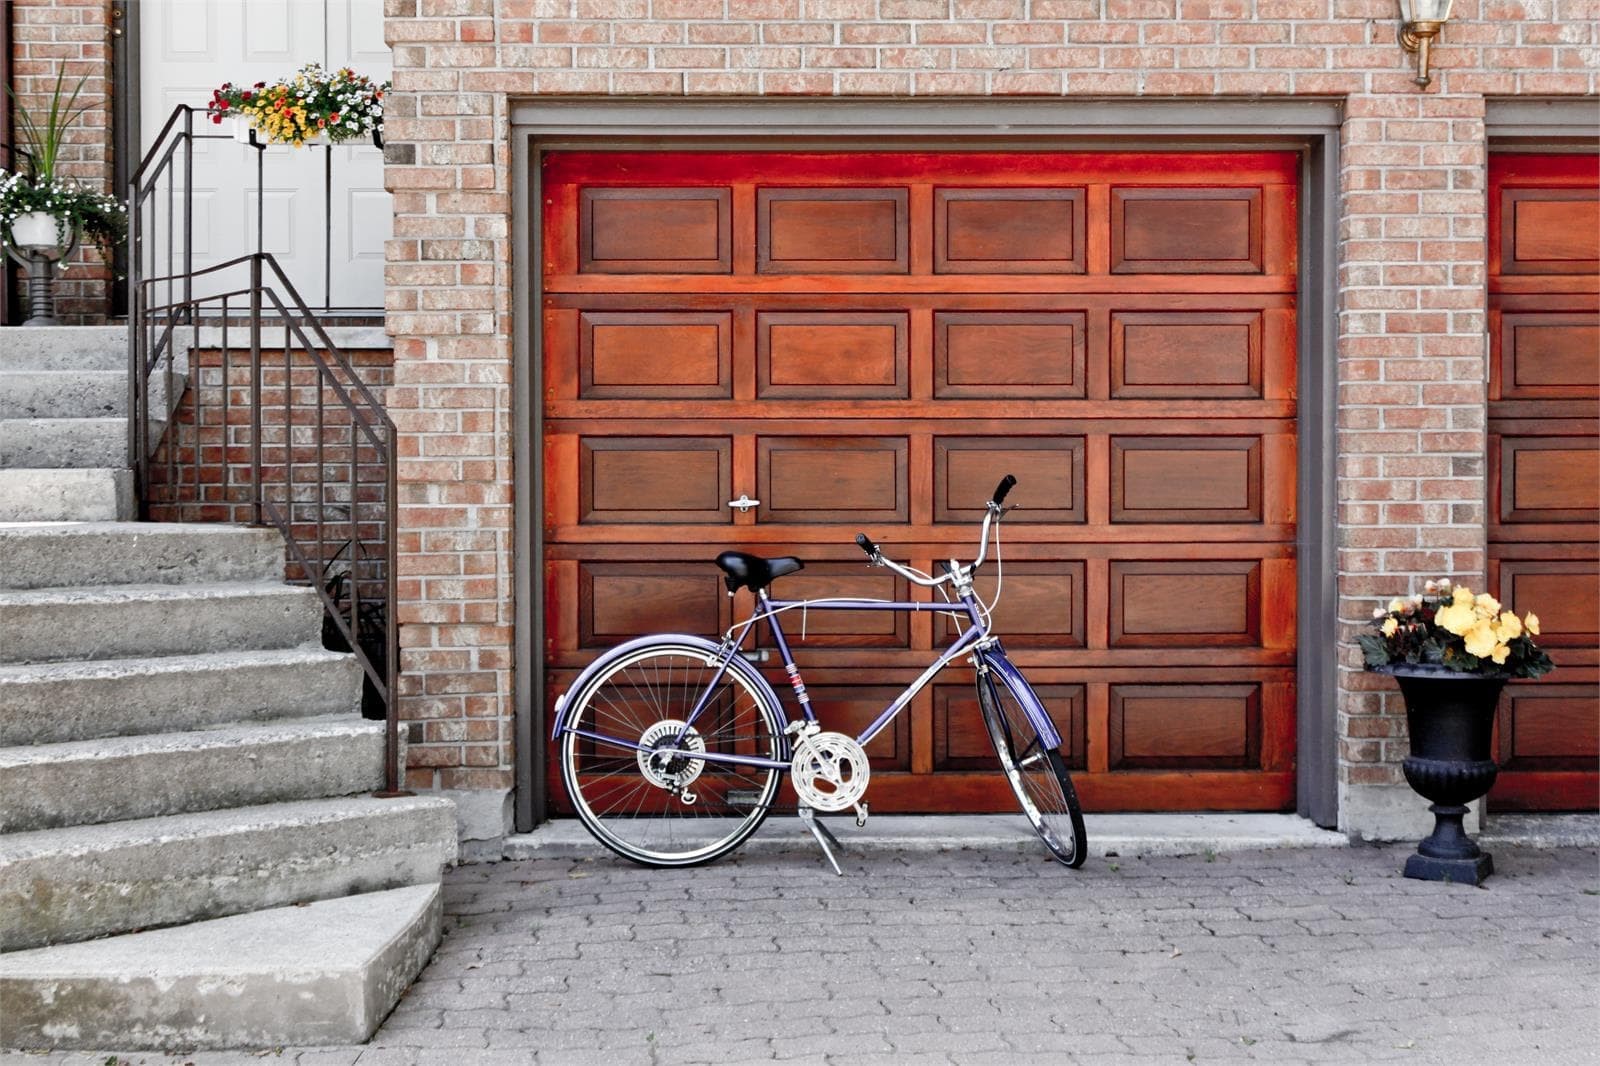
[207, 63, 386, 149]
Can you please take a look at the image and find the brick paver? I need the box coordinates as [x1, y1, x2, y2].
[13, 841, 1596, 1066]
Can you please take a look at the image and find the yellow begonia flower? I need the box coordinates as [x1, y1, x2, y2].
[1388, 598, 1406, 614]
[1475, 593, 1501, 616]
[1452, 585, 1474, 607]
[1463, 620, 1498, 659]
[1525, 612, 1540, 636]
[1496, 611, 1522, 641]
[1490, 643, 1510, 665]
[1435, 602, 1476, 636]
[1381, 617, 1399, 637]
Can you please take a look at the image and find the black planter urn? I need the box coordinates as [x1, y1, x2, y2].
[1380, 665, 1508, 885]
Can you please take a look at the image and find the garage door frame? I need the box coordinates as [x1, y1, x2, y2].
[508, 98, 1343, 833]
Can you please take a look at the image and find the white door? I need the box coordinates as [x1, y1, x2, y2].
[138, 0, 391, 310]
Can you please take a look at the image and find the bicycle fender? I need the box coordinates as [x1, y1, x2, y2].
[550, 633, 765, 741]
[977, 646, 1064, 750]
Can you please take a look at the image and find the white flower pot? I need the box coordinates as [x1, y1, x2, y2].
[10, 211, 67, 255]
[230, 116, 256, 143]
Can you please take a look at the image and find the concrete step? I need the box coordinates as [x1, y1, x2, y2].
[0, 468, 132, 521]
[0, 883, 441, 1051]
[0, 521, 284, 590]
[0, 416, 127, 468]
[0, 794, 457, 951]
[0, 715, 386, 832]
[0, 647, 364, 746]
[0, 325, 126, 372]
[0, 369, 123, 419]
[0, 581, 323, 664]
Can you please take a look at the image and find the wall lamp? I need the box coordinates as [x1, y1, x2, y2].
[1398, 0, 1454, 88]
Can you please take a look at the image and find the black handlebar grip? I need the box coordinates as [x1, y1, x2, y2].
[855, 532, 879, 557]
[992, 474, 1017, 506]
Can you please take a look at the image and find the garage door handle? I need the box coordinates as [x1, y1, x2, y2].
[727, 494, 760, 513]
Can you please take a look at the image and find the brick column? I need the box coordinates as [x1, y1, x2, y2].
[9, 0, 115, 322]
[1335, 92, 1490, 839]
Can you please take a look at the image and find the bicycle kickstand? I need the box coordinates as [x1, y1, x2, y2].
[798, 807, 844, 876]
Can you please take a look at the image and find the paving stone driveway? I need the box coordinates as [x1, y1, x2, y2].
[16, 843, 1600, 1066]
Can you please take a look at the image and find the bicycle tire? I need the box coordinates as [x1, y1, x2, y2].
[976, 665, 1088, 868]
[559, 640, 787, 868]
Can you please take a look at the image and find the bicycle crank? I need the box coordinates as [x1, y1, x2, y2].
[790, 730, 870, 825]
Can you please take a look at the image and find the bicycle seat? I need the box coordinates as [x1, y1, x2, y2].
[715, 551, 804, 594]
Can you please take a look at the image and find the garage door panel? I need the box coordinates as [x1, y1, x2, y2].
[801, 685, 912, 769]
[935, 561, 1086, 649]
[1111, 436, 1263, 523]
[1497, 559, 1600, 649]
[579, 436, 732, 525]
[1500, 187, 1600, 275]
[757, 187, 909, 274]
[934, 311, 1087, 399]
[578, 311, 733, 399]
[577, 562, 726, 649]
[933, 187, 1086, 274]
[933, 682, 1088, 771]
[1108, 683, 1262, 770]
[579, 186, 732, 274]
[756, 311, 909, 399]
[1111, 310, 1265, 399]
[1108, 559, 1262, 648]
[1112, 187, 1263, 274]
[1497, 436, 1600, 524]
[1496, 311, 1600, 398]
[757, 436, 908, 524]
[760, 563, 911, 649]
[1498, 684, 1600, 770]
[934, 436, 1085, 523]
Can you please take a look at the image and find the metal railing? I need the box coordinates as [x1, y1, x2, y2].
[128, 107, 404, 794]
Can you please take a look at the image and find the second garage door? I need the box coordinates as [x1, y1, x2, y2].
[540, 150, 1299, 813]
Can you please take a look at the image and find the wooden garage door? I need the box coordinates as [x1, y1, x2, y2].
[1487, 152, 1600, 811]
[541, 151, 1299, 813]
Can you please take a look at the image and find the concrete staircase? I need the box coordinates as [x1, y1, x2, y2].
[0, 327, 134, 521]
[0, 329, 456, 1051]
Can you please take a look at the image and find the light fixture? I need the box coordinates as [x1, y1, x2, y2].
[1398, 0, 1454, 89]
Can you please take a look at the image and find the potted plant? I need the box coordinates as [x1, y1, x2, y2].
[0, 70, 127, 324]
[207, 64, 388, 148]
[1360, 580, 1555, 884]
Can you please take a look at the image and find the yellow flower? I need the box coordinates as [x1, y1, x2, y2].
[1452, 585, 1474, 607]
[1490, 643, 1510, 665]
[1381, 617, 1399, 637]
[1388, 598, 1407, 614]
[1435, 602, 1476, 636]
[1475, 593, 1501, 617]
[1463, 620, 1498, 659]
[1525, 612, 1540, 636]
[1495, 611, 1522, 641]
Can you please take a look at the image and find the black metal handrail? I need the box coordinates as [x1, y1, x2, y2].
[129, 108, 404, 794]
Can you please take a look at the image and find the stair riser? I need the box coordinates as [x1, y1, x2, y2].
[0, 327, 126, 372]
[0, 468, 132, 522]
[0, 372, 125, 420]
[0, 655, 363, 746]
[0, 885, 442, 1051]
[0, 526, 284, 590]
[0, 419, 127, 469]
[0, 728, 387, 833]
[0, 799, 456, 951]
[0, 588, 323, 664]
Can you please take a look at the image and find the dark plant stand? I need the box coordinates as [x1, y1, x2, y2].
[1379, 664, 1508, 886]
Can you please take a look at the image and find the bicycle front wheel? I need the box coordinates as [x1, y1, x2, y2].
[976, 665, 1087, 868]
[559, 641, 787, 868]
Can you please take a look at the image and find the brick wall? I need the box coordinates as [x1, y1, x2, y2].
[379, 0, 1599, 835]
[8, 0, 115, 321]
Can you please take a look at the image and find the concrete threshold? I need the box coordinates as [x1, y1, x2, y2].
[1479, 813, 1600, 849]
[504, 813, 1350, 862]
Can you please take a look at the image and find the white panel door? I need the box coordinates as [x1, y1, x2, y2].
[139, 0, 392, 309]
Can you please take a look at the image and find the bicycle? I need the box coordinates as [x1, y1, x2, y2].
[551, 475, 1088, 872]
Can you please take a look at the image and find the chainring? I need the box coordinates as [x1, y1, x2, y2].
[790, 730, 871, 813]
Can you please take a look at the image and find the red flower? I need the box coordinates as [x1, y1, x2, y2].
[241, 90, 252, 101]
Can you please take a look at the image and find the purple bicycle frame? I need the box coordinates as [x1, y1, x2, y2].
[553, 583, 1063, 772]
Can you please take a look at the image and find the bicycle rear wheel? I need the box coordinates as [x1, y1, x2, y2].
[976, 665, 1087, 867]
[559, 640, 786, 868]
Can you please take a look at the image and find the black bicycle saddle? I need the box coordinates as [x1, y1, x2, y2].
[715, 551, 804, 594]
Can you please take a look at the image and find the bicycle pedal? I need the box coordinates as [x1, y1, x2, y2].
[854, 802, 869, 829]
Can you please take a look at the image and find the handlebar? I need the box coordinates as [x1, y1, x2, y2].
[855, 474, 1013, 588]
